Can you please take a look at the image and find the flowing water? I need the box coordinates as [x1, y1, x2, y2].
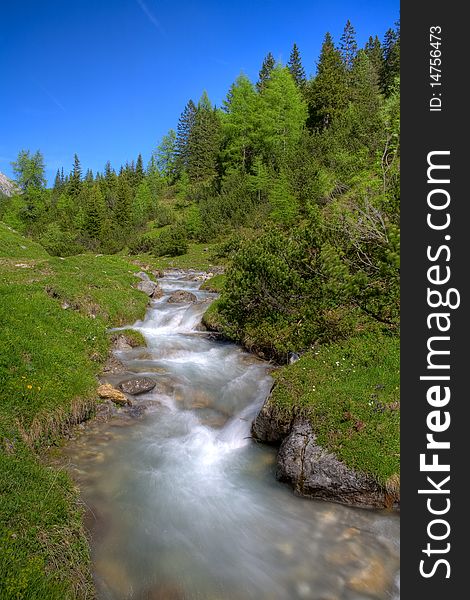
[62, 272, 400, 600]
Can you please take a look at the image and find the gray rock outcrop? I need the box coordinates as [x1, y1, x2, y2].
[276, 419, 388, 508]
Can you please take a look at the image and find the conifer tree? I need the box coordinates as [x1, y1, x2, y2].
[83, 182, 106, 241]
[381, 22, 400, 96]
[340, 20, 358, 70]
[222, 74, 259, 172]
[175, 99, 197, 175]
[135, 153, 144, 185]
[69, 153, 82, 197]
[364, 35, 383, 79]
[114, 175, 132, 231]
[187, 92, 221, 183]
[259, 66, 308, 167]
[307, 33, 348, 129]
[154, 129, 177, 182]
[256, 52, 276, 91]
[11, 149, 46, 191]
[287, 43, 307, 89]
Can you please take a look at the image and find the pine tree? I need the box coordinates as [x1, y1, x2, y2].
[287, 43, 307, 89]
[187, 92, 221, 183]
[307, 33, 348, 129]
[256, 52, 276, 91]
[85, 169, 94, 183]
[53, 169, 62, 191]
[340, 20, 358, 70]
[364, 35, 383, 79]
[381, 22, 400, 96]
[69, 153, 82, 197]
[135, 153, 144, 185]
[175, 99, 197, 175]
[114, 175, 132, 231]
[83, 182, 106, 241]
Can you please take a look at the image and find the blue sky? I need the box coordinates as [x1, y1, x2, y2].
[0, 0, 398, 184]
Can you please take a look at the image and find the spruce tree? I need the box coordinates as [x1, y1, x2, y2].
[340, 20, 358, 70]
[187, 92, 221, 184]
[175, 99, 197, 175]
[256, 52, 276, 91]
[307, 33, 348, 129]
[83, 182, 106, 242]
[114, 175, 132, 231]
[381, 23, 400, 96]
[135, 153, 144, 185]
[287, 43, 307, 89]
[53, 169, 61, 189]
[364, 35, 383, 79]
[69, 153, 82, 197]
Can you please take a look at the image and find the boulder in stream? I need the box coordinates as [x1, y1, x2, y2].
[97, 383, 130, 406]
[119, 377, 156, 395]
[168, 290, 197, 303]
[137, 279, 162, 298]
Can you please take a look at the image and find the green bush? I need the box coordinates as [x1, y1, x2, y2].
[151, 225, 188, 257]
[39, 223, 84, 257]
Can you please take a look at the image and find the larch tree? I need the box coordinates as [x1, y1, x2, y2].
[222, 74, 259, 173]
[259, 66, 308, 168]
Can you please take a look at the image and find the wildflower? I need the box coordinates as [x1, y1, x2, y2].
[27, 384, 32, 389]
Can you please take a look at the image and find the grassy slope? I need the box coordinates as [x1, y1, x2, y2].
[0, 224, 149, 599]
[131, 242, 222, 272]
[269, 332, 400, 487]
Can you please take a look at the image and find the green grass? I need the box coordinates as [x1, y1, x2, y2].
[0, 223, 49, 259]
[200, 273, 226, 293]
[269, 332, 400, 487]
[0, 224, 150, 599]
[131, 242, 222, 271]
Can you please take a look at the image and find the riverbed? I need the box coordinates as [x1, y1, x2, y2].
[61, 271, 400, 600]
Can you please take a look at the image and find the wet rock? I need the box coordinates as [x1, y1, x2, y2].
[135, 271, 150, 281]
[97, 384, 130, 406]
[113, 335, 133, 350]
[124, 404, 147, 418]
[119, 377, 156, 395]
[251, 395, 292, 444]
[137, 279, 159, 297]
[167, 290, 197, 303]
[276, 419, 388, 508]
